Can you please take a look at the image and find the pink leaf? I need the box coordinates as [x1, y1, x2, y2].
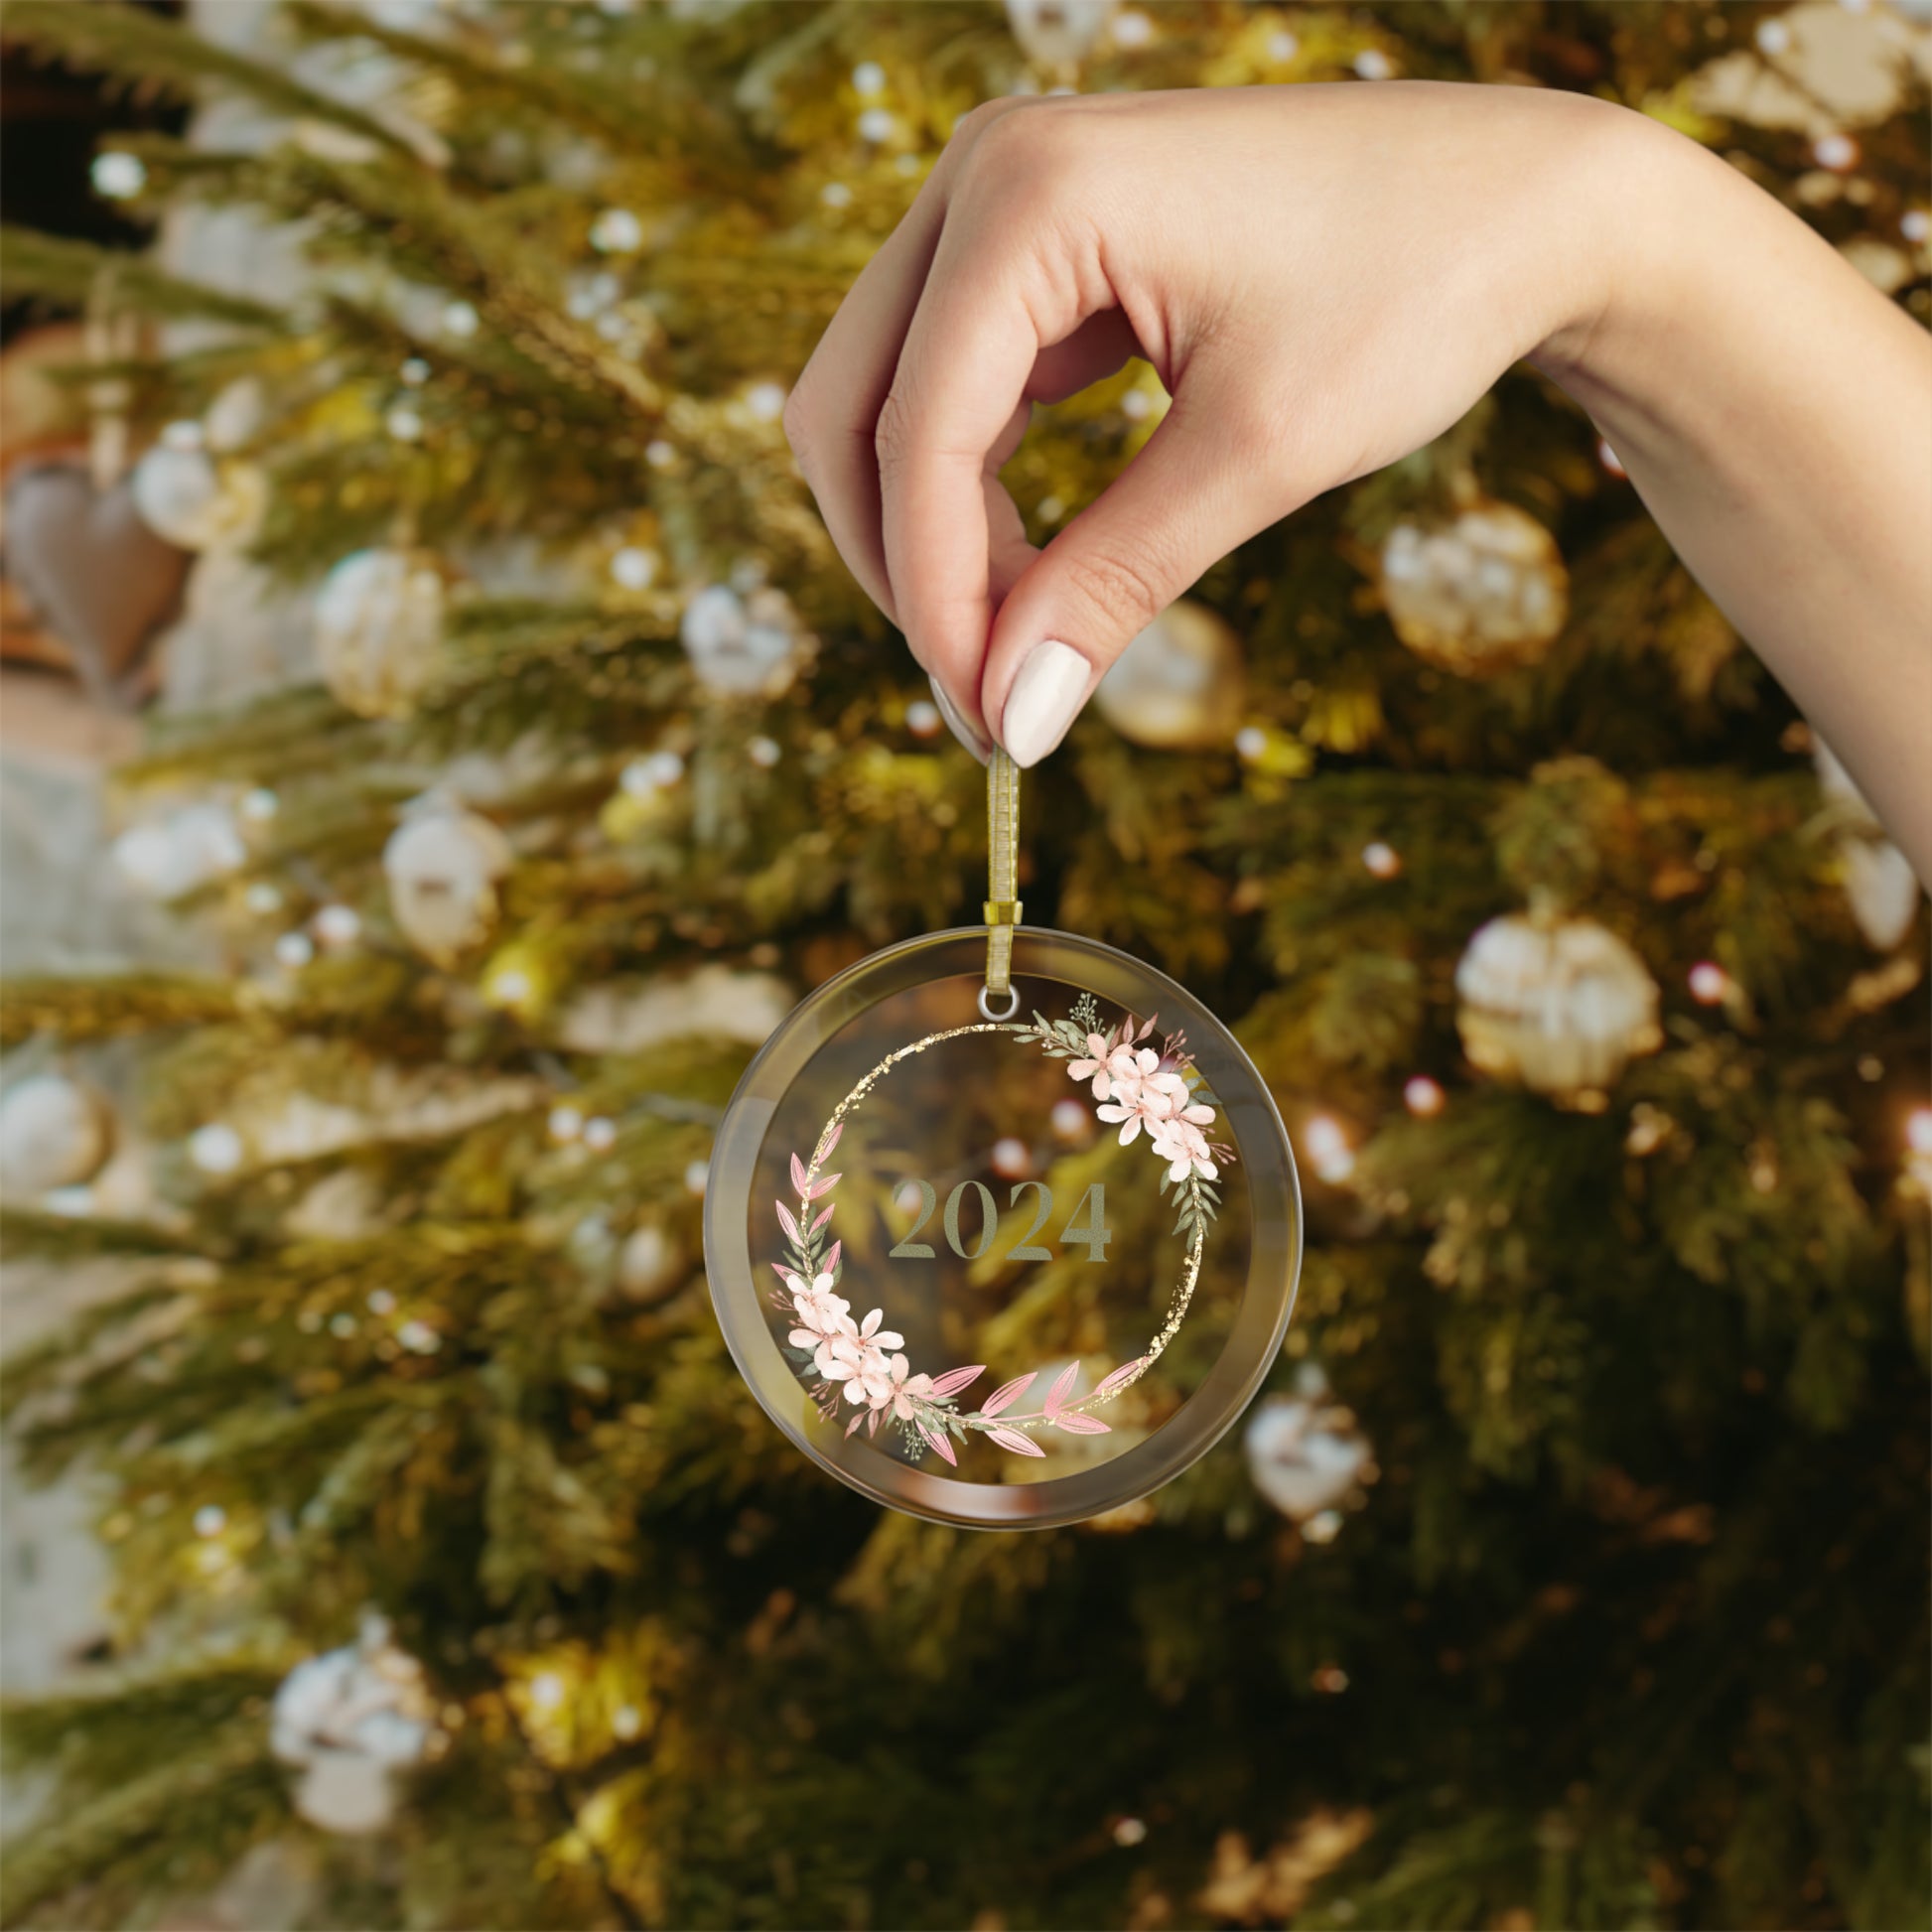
[920, 1425, 958, 1466]
[789, 1152, 810, 1196]
[867, 1406, 881, 1436]
[1043, 1361, 1080, 1419]
[818, 1121, 843, 1160]
[1051, 1412, 1112, 1435]
[928, 1364, 986, 1399]
[985, 1425, 1046, 1457]
[1093, 1358, 1147, 1400]
[775, 1202, 800, 1244]
[981, 1373, 1035, 1419]
[1138, 1015, 1158, 1040]
[825, 1240, 842, 1275]
[845, 1410, 866, 1438]
[804, 1171, 841, 1200]
[810, 1204, 835, 1233]
[771, 1262, 798, 1285]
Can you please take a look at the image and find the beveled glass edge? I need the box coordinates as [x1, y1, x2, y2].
[703, 927, 1303, 1530]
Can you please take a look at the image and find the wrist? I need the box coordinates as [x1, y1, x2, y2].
[1526, 104, 1736, 440]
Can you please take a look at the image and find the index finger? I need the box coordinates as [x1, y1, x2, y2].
[875, 213, 1068, 727]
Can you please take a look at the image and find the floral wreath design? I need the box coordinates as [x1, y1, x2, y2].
[768, 994, 1235, 1465]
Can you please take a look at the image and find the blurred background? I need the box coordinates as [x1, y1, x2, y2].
[0, 2, 1928, 1928]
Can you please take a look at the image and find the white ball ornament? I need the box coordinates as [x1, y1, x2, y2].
[1005, 0, 1117, 69]
[130, 444, 266, 552]
[271, 1615, 438, 1837]
[315, 549, 450, 719]
[189, 1123, 246, 1175]
[112, 801, 246, 901]
[1814, 738, 1922, 950]
[1244, 1366, 1375, 1526]
[1380, 500, 1569, 675]
[1455, 912, 1662, 1102]
[678, 583, 803, 697]
[0, 1074, 114, 1196]
[1094, 598, 1246, 751]
[382, 804, 513, 966]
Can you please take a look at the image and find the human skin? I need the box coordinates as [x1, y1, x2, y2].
[781, 83, 1932, 882]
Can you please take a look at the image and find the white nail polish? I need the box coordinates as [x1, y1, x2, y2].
[928, 675, 990, 763]
[1000, 639, 1090, 768]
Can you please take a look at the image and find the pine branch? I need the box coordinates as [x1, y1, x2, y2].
[284, 0, 761, 191]
[0, 973, 238, 1048]
[0, 226, 285, 331]
[1, 0, 414, 156]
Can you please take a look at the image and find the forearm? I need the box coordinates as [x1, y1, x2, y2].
[1534, 112, 1932, 882]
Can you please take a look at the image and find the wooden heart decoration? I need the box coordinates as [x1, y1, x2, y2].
[3, 462, 191, 707]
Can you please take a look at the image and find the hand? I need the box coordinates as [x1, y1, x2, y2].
[784, 82, 1932, 880]
[783, 82, 1622, 760]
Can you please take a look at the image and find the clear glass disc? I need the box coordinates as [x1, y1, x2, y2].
[704, 928, 1302, 1528]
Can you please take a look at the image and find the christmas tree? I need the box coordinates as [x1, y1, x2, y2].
[2, 3, 1928, 1927]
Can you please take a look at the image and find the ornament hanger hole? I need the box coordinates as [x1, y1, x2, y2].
[978, 983, 1020, 1023]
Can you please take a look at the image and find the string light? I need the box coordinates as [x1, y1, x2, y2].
[621, 751, 684, 795]
[91, 152, 147, 200]
[1688, 961, 1729, 1005]
[1304, 1116, 1354, 1183]
[1361, 842, 1402, 880]
[610, 546, 657, 590]
[583, 1117, 618, 1153]
[548, 1106, 585, 1144]
[590, 207, 644, 253]
[1403, 1076, 1445, 1118]
[314, 904, 360, 948]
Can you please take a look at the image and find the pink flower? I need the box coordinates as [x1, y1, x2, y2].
[828, 1335, 895, 1409]
[789, 1272, 850, 1329]
[1067, 1035, 1156, 1104]
[1151, 1117, 1219, 1182]
[853, 1307, 904, 1352]
[787, 1275, 859, 1378]
[883, 1354, 936, 1420]
[1136, 1069, 1191, 1122]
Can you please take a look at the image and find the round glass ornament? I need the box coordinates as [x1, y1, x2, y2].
[705, 925, 1302, 1529]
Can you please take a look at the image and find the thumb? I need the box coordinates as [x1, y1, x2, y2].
[980, 384, 1284, 768]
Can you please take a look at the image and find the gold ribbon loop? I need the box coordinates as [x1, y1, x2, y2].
[983, 748, 1021, 1012]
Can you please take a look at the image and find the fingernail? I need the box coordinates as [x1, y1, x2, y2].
[929, 675, 990, 763]
[1000, 639, 1090, 768]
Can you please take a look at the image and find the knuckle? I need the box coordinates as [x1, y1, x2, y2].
[955, 101, 1075, 211]
[872, 386, 918, 474]
[780, 380, 819, 473]
[1058, 539, 1171, 635]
